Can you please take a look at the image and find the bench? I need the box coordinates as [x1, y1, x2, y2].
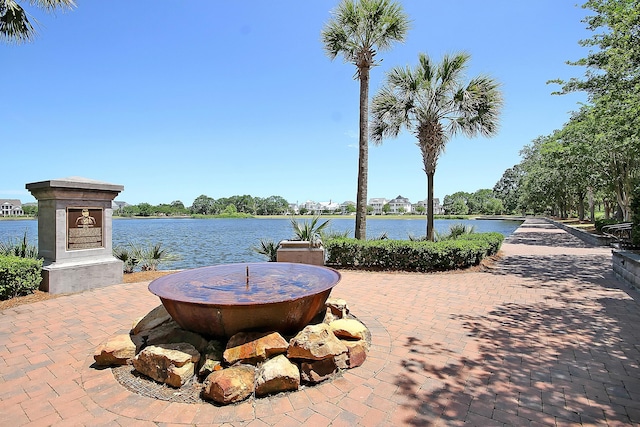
[602, 222, 633, 247]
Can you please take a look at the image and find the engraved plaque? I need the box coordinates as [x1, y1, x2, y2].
[67, 208, 103, 250]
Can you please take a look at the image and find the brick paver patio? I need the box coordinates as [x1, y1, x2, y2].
[1, 218, 639, 426]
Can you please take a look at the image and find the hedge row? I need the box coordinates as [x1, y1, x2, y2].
[0, 256, 43, 300]
[324, 232, 504, 272]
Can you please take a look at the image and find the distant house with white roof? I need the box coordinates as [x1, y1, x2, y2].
[0, 199, 23, 216]
[340, 201, 355, 214]
[413, 198, 443, 215]
[368, 198, 388, 215]
[388, 195, 412, 214]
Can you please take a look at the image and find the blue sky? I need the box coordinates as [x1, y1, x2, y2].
[1, 1, 590, 207]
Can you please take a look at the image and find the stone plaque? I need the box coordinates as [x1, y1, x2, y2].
[67, 207, 103, 250]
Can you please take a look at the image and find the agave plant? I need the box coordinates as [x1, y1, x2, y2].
[369, 231, 389, 241]
[0, 231, 39, 258]
[408, 233, 428, 242]
[252, 238, 280, 262]
[290, 216, 331, 248]
[138, 242, 172, 271]
[439, 223, 476, 241]
[114, 242, 174, 272]
[113, 245, 139, 273]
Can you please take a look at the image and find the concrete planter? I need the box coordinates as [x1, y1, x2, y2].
[276, 240, 325, 266]
[613, 250, 640, 291]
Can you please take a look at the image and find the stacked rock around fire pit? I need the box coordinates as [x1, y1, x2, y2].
[93, 297, 370, 405]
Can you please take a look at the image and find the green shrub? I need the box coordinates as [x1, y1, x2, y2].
[0, 256, 43, 300]
[325, 232, 503, 272]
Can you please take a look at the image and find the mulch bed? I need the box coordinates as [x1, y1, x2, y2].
[0, 271, 172, 311]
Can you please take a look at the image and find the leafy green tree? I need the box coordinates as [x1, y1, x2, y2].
[228, 194, 255, 214]
[382, 203, 391, 214]
[255, 195, 289, 215]
[493, 165, 524, 214]
[322, 0, 409, 240]
[170, 200, 187, 214]
[442, 193, 469, 215]
[549, 0, 640, 221]
[222, 204, 237, 215]
[191, 195, 215, 215]
[136, 203, 154, 217]
[467, 189, 493, 214]
[371, 52, 503, 240]
[484, 198, 504, 215]
[552, 0, 639, 99]
[21, 204, 37, 217]
[1, 0, 75, 44]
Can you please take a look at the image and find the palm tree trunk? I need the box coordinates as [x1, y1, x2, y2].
[427, 172, 435, 241]
[355, 65, 370, 240]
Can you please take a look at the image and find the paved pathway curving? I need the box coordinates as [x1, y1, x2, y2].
[1, 218, 639, 426]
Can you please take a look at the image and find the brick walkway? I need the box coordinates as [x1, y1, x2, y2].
[2, 218, 639, 426]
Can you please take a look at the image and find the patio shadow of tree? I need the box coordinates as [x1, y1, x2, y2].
[392, 265, 640, 425]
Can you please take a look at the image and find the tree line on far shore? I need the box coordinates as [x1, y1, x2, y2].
[115, 189, 508, 218]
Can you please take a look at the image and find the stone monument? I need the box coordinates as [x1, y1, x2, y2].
[26, 177, 124, 294]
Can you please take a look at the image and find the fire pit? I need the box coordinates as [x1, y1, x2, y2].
[148, 262, 341, 338]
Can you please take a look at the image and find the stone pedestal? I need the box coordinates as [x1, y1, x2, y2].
[26, 177, 124, 294]
[276, 241, 325, 266]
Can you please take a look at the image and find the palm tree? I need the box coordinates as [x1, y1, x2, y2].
[321, 0, 409, 240]
[1, 0, 75, 44]
[370, 52, 503, 241]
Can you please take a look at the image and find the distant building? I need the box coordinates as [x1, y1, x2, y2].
[301, 200, 320, 214]
[340, 201, 355, 214]
[388, 195, 412, 214]
[368, 198, 388, 215]
[112, 200, 128, 213]
[0, 199, 23, 216]
[318, 200, 340, 214]
[413, 198, 443, 215]
[287, 203, 299, 215]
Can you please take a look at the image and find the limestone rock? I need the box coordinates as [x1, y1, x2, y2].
[287, 323, 348, 361]
[131, 304, 172, 335]
[142, 320, 209, 352]
[202, 365, 256, 404]
[199, 340, 225, 379]
[255, 354, 300, 396]
[322, 307, 338, 324]
[223, 331, 288, 365]
[133, 343, 200, 388]
[343, 340, 368, 368]
[326, 297, 349, 318]
[300, 358, 338, 384]
[329, 318, 370, 341]
[93, 333, 138, 366]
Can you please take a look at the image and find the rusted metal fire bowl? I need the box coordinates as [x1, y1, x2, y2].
[148, 262, 341, 338]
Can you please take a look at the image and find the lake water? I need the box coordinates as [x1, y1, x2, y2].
[0, 217, 522, 270]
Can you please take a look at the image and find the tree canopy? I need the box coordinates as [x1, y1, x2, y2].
[493, 0, 639, 220]
[1, 0, 75, 44]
